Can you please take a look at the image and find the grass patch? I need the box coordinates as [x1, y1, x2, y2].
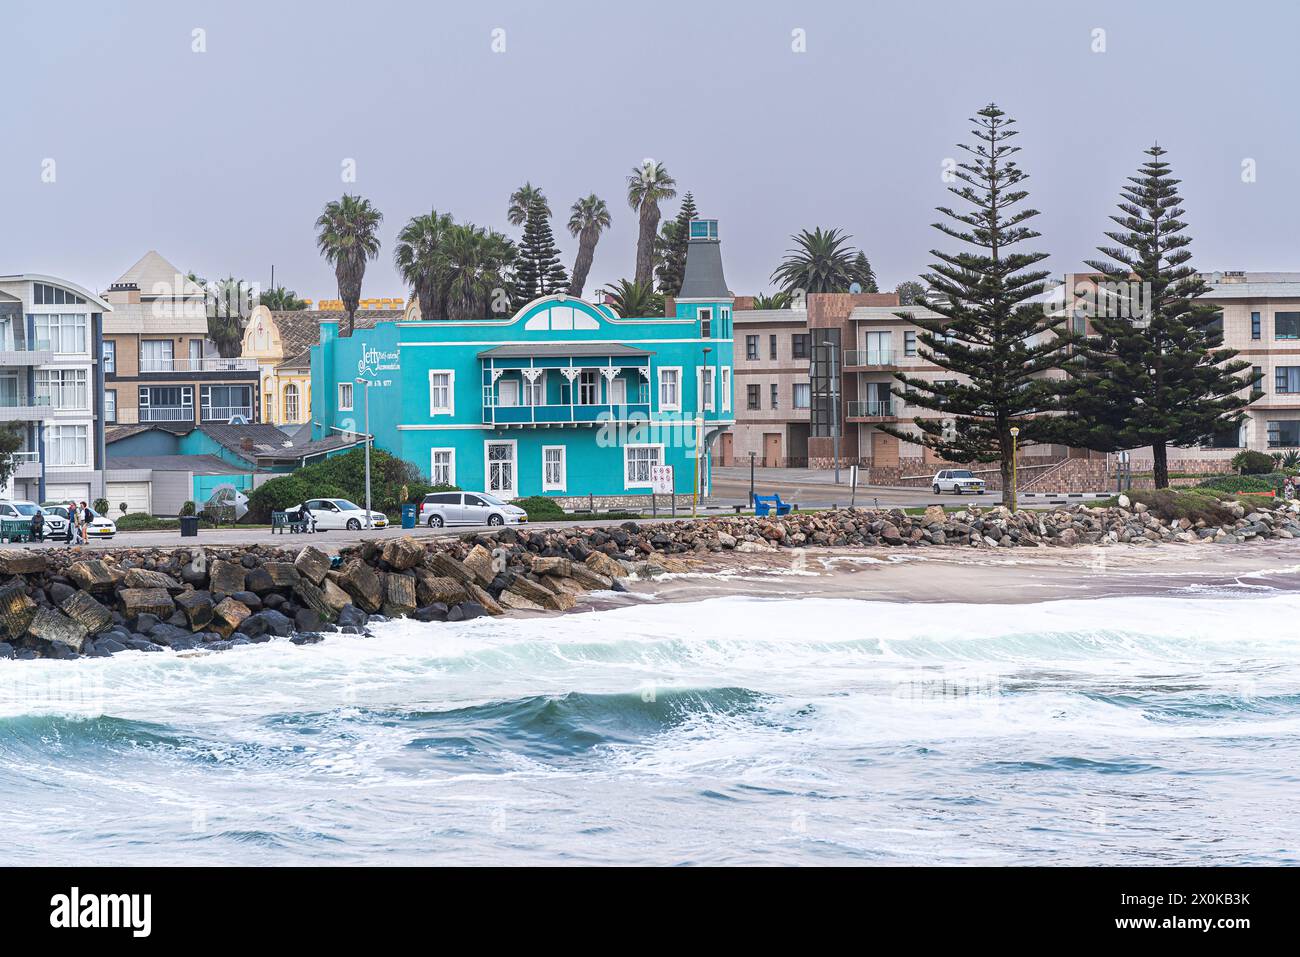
[1104, 488, 1261, 525]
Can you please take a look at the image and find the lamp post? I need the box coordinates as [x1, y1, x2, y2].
[748, 450, 756, 507]
[356, 377, 372, 529]
[1009, 425, 1020, 512]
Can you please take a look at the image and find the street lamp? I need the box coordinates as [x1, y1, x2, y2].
[355, 377, 373, 529]
[1009, 425, 1020, 512]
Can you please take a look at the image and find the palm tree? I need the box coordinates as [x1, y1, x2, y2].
[259, 285, 309, 310]
[442, 225, 517, 321]
[601, 279, 663, 319]
[394, 209, 454, 321]
[626, 161, 676, 287]
[566, 194, 611, 297]
[315, 194, 383, 336]
[751, 291, 793, 310]
[770, 227, 860, 296]
[508, 182, 549, 227]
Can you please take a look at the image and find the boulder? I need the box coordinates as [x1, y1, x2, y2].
[208, 559, 246, 595]
[336, 604, 368, 628]
[174, 590, 215, 630]
[212, 597, 252, 636]
[584, 550, 627, 579]
[262, 562, 301, 589]
[381, 536, 424, 571]
[337, 559, 383, 612]
[320, 578, 352, 614]
[412, 602, 449, 622]
[448, 602, 488, 622]
[923, 505, 947, 526]
[123, 568, 182, 590]
[294, 608, 325, 634]
[293, 545, 331, 585]
[507, 575, 571, 611]
[463, 581, 504, 617]
[28, 607, 88, 652]
[568, 563, 614, 591]
[414, 570, 467, 606]
[462, 544, 498, 584]
[382, 573, 418, 616]
[497, 589, 546, 612]
[60, 590, 112, 635]
[120, 588, 175, 620]
[244, 609, 294, 638]
[292, 579, 338, 622]
[426, 551, 478, 586]
[0, 582, 38, 638]
[66, 559, 119, 590]
[0, 549, 47, 575]
[531, 556, 573, 577]
[245, 566, 277, 594]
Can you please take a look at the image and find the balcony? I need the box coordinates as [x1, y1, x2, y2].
[0, 346, 55, 366]
[847, 399, 896, 420]
[844, 349, 896, 368]
[11, 450, 40, 478]
[0, 394, 52, 422]
[136, 357, 260, 374]
[140, 406, 194, 422]
[483, 401, 651, 427]
[201, 405, 254, 422]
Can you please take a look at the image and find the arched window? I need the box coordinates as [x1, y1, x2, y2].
[284, 383, 300, 421]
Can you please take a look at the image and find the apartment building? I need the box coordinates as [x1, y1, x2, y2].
[0, 273, 109, 503]
[101, 252, 261, 426]
[728, 305, 813, 466]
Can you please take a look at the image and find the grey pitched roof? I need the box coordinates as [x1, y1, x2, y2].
[108, 454, 245, 474]
[477, 343, 652, 359]
[198, 423, 357, 464]
[105, 423, 194, 444]
[678, 238, 732, 300]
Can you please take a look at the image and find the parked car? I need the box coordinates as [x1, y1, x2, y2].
[931, 469, 987, 495]
[284, 498, 389, 531]
[418, 491, 528, 527]
[40, 503, 117, 538]
[0, 500, 70, 539]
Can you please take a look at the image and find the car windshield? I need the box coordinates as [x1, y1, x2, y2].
[335, 500, 362, 511]
[13, 504, 40, 516]
[950, 470, 975, 479]
[480, 494, 507, 506]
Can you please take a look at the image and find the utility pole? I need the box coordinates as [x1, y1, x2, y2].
[830, 339, 841, 485]
[356, 377, 372, 529]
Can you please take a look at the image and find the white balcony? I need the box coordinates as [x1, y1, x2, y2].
[844, 349, 896, 367]
[847, 400, 896, 418]
[201, 405, 253, 422]
[11, 450, 40, 478]
[137, 357, 259, 373]
[139, 406, 193, 422]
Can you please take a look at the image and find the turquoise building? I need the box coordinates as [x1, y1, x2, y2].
[310, 219, 735, 503]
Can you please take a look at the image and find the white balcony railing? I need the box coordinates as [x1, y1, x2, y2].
[845, 349, 896, 366]
[138, 357, 259, 373]
[847, 400, 895, 417]
[202, 406, 253, 422]
[139, 406, 193, 422]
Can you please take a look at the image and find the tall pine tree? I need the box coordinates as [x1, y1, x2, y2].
[1044, 146, 1256, 488]
[879, 104, 1070, 508]
[513, 194, 569, 308]
[851, 251, 878, 293]
[655, 191, 697, 296]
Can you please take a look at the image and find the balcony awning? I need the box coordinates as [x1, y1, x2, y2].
[477, 343, 653, 359]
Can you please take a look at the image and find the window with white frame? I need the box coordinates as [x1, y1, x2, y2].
[284, 383, 300, 421]
[34, 314, 88, 354]
[523, 372, 544, 406]
[35, 369, 89, 410]
[45, 425, 88, 467]
[429, 370, 454, 414]
[338, 382, 354, 411]
[698, 367, 715, 411]
[698, 307, 713, 339]
[578, 369, 599, 405]
[104, 389, 117, 423]
[102, 340, 116, 373]
[793, 383, 811, 409]
[139, 339, 174, 371]
[430, 448, 456, 486]
[542, 446, 566, 491]
[658, 367, 681, 411]
[625, 444, 662, 486]
[721, 367, 731, 412]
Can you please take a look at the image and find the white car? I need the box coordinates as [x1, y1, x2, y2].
[287, 498, 389, 531]
[39, 503, 117, 539]
[0, 500, 69, 539]
[418, 491, 528, 528]
[931, 469, 987, 495]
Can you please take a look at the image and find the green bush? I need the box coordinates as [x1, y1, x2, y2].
[245, 475, 349, 523]
[117, 512, 179, 531]
[513, 495, 567, 521]
[92, 497, 109, 514]
[178, 500, 196, 517]
[1231, 449, 1275, 475]
[1199, 472, 1285, 494]
[1111, 488, 1236, 525]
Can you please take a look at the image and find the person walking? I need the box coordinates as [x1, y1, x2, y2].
[65, 502, 78, 544]
[79, 501, 93, 541]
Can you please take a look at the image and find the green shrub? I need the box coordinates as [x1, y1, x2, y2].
[116, 512, 178, 531]
[92, 497, 109, 514]
[513, 495, 567, 521]
[245, 475, 349, 523]
[1231, 449, 1275, 475]
[178, 500, 196, 517]
[1110, 488, 1236, 525]
[1199, 473, 1280, 494]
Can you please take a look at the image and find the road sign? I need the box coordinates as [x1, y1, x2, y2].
[651, 465, 674, 496]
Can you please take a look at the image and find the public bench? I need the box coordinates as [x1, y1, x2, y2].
[753, 494, 792, 517]
[271, 511, 312, 534]
[0, 518, 32, 543]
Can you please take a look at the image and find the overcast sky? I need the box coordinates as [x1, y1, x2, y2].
[5, 0, 1298, 302]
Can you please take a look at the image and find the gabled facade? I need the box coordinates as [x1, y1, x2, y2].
[0, 273, 110, 503]
[311, 219, 735, 503]
[101, 251, 261, 427]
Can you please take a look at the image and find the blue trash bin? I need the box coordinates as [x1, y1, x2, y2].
[400, 503, 417, 529]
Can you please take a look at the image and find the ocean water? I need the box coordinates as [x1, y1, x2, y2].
[1, 588, 1297, 866]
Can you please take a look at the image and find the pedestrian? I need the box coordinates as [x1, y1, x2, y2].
[66, 502, 78, 543]
[80, 501, 93, 539]
[29, 508, 43, 543]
